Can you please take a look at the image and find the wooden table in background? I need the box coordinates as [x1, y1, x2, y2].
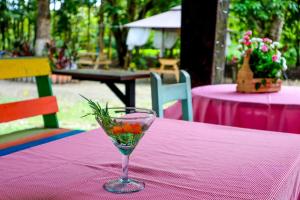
[53, 69, 150, 107]
[150, 58, 180, 82]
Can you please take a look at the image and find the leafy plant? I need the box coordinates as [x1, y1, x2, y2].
[130, 55, 148, 70]
[237, 30, 287, 79]
[229, 0, 299, 67]
[80, 95, 113, 129]
[81, 95, 144, 148]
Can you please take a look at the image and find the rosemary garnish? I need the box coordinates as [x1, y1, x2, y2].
[80, 95, 114, 129]
[81, 95, 145, 148]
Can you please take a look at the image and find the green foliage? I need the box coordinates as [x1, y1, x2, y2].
[237, 31, 287, 79]
[230, 0, 298, 35]
[229, 0, 300, 67]
[0, 0, 37, 49]
[250, 48, 282, 78]
[80, 95, 113, 129]
[130, 55, 148, 70]
[1, 0, 298, 69]
[284, 48, 298, 66]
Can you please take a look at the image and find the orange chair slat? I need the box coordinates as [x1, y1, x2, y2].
[0, 96, 59, 122]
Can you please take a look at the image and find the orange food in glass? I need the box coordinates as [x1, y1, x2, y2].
[111, 123, 142, 135]
[131, 123, 142, 134]
[112, 126, 123, 134]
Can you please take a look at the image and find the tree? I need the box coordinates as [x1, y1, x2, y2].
[25, 0, 37, 44]
[35, 0, 50, 56]
[83, 0, 97, 50]
[281, 0, 300, 67]
[230, 0, 298, 40]
[230, 0, 299, 67]
[97, 0, 105, 55]
[0, 0, 9, 49]
[54, 0, 79, 42]
[104, 0, 180, 66]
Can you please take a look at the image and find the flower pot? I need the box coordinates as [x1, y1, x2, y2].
[50, 74, 72, 84]
[236, 50, 281, 93]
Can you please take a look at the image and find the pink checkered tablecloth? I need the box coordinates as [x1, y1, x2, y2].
[1, 118, 300, 199]
[165, 84, 300, 134]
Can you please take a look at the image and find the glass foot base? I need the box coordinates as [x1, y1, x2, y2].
[103, 178, 145, 193]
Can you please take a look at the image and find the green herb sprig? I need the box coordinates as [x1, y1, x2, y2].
[80, 95, 114, 129]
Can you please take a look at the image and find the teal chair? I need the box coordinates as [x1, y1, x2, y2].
[150, 70, 193, 121]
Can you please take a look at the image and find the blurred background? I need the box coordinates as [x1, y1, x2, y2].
[0, 0, 299, 133]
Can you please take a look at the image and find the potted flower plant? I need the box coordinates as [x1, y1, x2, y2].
[236, 30, 287, 93]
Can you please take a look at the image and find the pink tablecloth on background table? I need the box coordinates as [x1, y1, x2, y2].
[165, 84, 300, 134]
[2, 119, 300, 199]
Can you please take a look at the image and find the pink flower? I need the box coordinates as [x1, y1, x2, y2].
[263, 38, 272, 44]
[243, 35, 250, 40]
[244, 41, 252, 46]
[261, 45, 268, 52]
[272, 55, 278, 62]
[245, 30, 252, 35]
[231, 56, 238, 64]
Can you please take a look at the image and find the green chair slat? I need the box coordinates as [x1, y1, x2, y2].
[36, 75, 59, 128]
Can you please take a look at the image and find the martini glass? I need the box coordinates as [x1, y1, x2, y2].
[96, 107, 156, 194]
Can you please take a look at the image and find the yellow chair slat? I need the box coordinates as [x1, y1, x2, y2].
[0, 57, 51, 79]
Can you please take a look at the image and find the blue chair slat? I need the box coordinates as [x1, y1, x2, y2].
[151, 70, 193, 121]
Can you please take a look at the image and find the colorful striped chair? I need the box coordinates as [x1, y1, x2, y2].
[0, 58, 83, 156]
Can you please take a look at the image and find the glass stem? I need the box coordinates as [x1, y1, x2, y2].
[121, 155, 129, 181]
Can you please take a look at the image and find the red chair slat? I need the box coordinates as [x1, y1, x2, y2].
[0, 96, 59, 122]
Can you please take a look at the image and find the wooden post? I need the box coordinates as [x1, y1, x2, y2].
[181, 0, 218, 87]
[213, 0, 230, 84]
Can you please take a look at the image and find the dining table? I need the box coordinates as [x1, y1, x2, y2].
[165, 84, 300, 134]
[53, 69, 150, 107]
[1, 118, 300, 199]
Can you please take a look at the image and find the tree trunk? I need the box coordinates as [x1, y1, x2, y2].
[0, 0, 6, 49]
[12, 20, 16, 41]
[27, 21, 31, 41]
[52, 0, 56, 37]
[137, 0, 154, 20]
[98, 1, 105, 54]
[127, 0, 136, 21]
[19, 0, 25, 40]
[87, 4, 91, 50]
[108, 29, 112, 59]
[107, 0, 128, 67]
[33, 20, 37, 49]
[16, 21, 20, 40]
[35, 0, 50, 56]
[112, 28, 128, 67]
[1, 26, 5, 49]
[270, 15, 284, 41]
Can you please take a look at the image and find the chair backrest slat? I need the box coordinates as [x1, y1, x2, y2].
[162, 83, 187, 103]
[151, 70, 193, 121]
[0, 96, 59, 123]
[0, 57, 51, 79]
[0, 58, 59, 129]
